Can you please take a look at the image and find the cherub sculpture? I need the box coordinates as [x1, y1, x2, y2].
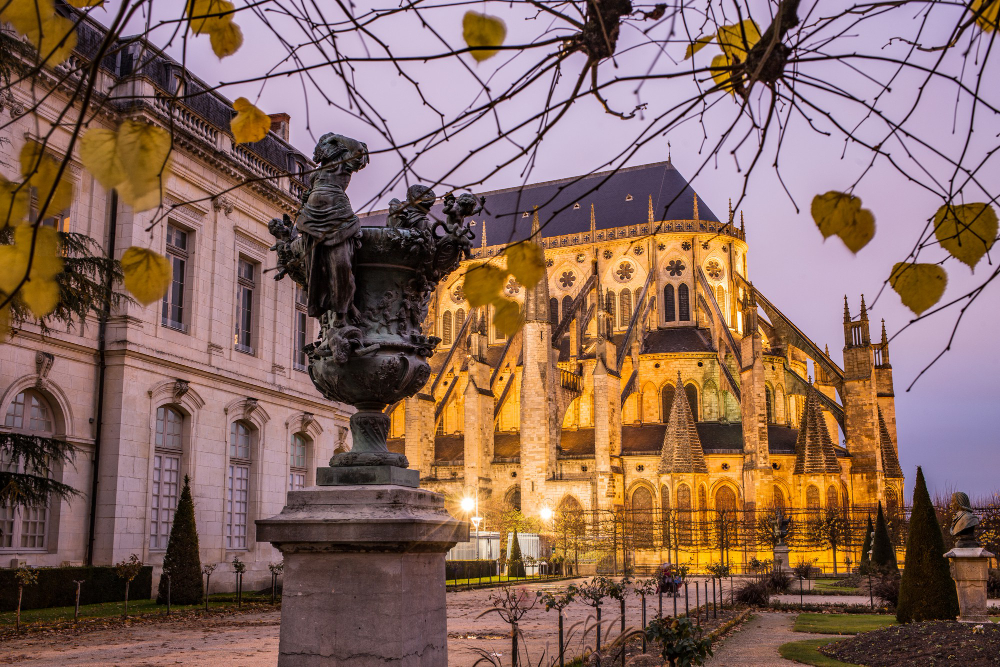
[267, 213, 306, 283]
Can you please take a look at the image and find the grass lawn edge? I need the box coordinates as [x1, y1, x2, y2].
[778, 638, 860, 667]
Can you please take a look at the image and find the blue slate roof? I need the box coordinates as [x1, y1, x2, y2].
[360, 161, 719, 245]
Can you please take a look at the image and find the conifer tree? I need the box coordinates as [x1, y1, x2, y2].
[508, 530, 526, 578]
[157, 476, 203, 605]
[872, 502, 898, 574]
[859, 515, 874, 574]
[897, 467, 959, 623]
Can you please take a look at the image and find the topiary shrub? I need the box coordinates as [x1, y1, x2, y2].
[988, 569, 1000, 598]
[734, 579, 770, 607]
[859, 515, 874, 574]
[157, 475, 203, 605]
[508, 531, 526, 578]
[896, 467, 959, 623]
[871, 502, 898, 574]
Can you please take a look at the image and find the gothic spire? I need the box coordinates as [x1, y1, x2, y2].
[693, 193, 699, 221]
[648, 194, 654, 225]
[878, 407, 904, 478]
[728, 198, 733, 225]
[659, 372, 708, 474]
[481, 218, 487, 249]
[860, 294, 868, 320]
[843, 295, 851, 323]
[523, 206, 550, 323]
[793, 386, 841, 475]
[590, 203, 596, 237]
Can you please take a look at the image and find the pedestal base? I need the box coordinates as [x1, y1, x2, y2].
[774, 545, 791, 572]
[317, 465, 419, 487]
[945, 546, 995, 624]
[257, 485, 468, 665]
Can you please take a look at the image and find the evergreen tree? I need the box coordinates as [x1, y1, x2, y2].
[859, 515, 874, 574]
[157, 476, 203, 605]
[897, 467, 959, 623]
[871, 502, 898, 574]
[508, 530, 526, 578]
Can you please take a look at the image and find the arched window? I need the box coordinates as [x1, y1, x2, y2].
[506, 486, 522, 512]
[455, 308, 466, 337]
[772, 484, 785, 511]
[619, 290, 632, 327]
[2, 391, 55, 551]
[716, 284, 726, 318]
[661, 486, 671, 546]
[678, 283, 690, 321]
[827, 486, 838, 511]
[549, 297, 559, 326]
[885, 487, 899, 521]
[765, 386, 774, 424]
[806, 485, 820, 510]
[715, 486, 739, 561]
[562, 295, 574, 324]
[605, 290, 616, 329]
[698, 485, 708, 546]
[289, 433, 310, 492]
[151, 405, 184, 550]
[442, 311, 453, 346]
[661, 383, 675, 423]
[716, 486, 738, 512]
[677, 484, 692, 545]
[494, 305, 506, 340]
[685, 383, 699, 421]
[664, 284, 676, 322]
[630, 486, 654, 548]
[227, 420, 254, 550]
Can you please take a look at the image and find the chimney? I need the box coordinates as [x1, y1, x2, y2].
[268, 113, 290, 141]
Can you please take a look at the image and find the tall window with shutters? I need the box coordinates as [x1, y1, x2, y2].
[226, 421, 253, 550]
[234, 258, 257, 355]
[294, 285, 309, 372]
[1, 391, 56, 551]
[289, 433, 308, 492]
[150, 405, 183, 550]
[162, 225, 189, 333]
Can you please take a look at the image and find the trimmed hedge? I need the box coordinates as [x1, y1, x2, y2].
[446, 560, 497, 580]
[0, 565, 153, 612]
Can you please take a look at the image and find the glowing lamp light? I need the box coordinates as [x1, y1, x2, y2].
[460, 497, 475, 513]
[540, 507, 553, 521]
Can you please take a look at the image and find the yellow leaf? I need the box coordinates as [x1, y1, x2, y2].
[117, 177, 166, 213]
[462, 11, 506, 62]
[231, 97, 270, 144]
[717, 20, 761, 61]
[972, 0, 1000, 31]
[121, 247, 172, 306]
[19, 141, 73, 220]
[684, 36, 714, 60]
[463, 263, 507, 308]
[0, 0, 53, 37]
[23, 12, 78, 66]
[187, 0, 234, 35]
[0, 175, 30, 227]
[889, 262, 947, 315]
[504, 241, 545, 288]
[0, 305, 9, 342]
[838, 207, 875, 253]
[209, 19, 243, 58]
[0, 245, 25, 295]
[116, 120, 171, 212]
[15, 225, 62, 279]
[933, 202, 998, 269]
[710, 54, 735, 94]
[20, 278, 60, 317]
[811, 191, 876, 252]
[79, 128, 126, 191]
[493, 297, 521, 336]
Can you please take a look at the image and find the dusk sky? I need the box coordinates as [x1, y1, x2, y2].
[121, 0, 999, 499]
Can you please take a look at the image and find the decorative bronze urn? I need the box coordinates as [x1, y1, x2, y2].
[269, 133, 480, 485]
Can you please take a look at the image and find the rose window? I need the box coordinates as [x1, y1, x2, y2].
[706, 260, 724, 280]
[616, 261, 634, 282]
[505, 277, 520, 295]
[559, 271, 576, 289]
[451, 283, 465, 303]
[666, 260, 686, 277]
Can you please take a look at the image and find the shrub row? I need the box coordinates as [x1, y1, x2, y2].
[0, 565, 153, 612]
[445, 560, 497, 580]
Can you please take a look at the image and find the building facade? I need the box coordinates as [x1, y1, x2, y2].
[0, 16, 350, 589]
[382, 163, 905, 571]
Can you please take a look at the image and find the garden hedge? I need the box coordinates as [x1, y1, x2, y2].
[0, 565, 153, 612]
[445, 560, 497, 580]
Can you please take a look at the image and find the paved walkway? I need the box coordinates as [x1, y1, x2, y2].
[705, 612, 841, 666]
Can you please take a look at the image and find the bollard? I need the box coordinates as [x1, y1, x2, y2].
[712, 578, 717, 619]
[596, 605, 602, 651]
[73, 580, 84, 621]
[684, 581, 689, 618]
[800, 576, 804, 609]
[620, 597, 626, 667]
[559, 612, 565, 667]
[641, 593, 647, 654]
[695, 581, 700, 625]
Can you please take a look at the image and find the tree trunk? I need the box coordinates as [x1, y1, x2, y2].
[124, 581, 130, 618]
[16, 586, 22, 632]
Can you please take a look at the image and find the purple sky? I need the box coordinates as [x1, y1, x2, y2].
[115, 1, 999, 499]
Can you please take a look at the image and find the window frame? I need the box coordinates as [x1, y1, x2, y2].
[1, 390, 57, 552]
[293, 285, 309, 372]
[234, 257, 258, 355]
[162, 224, 191, 333]
[288, 433, 309, 493]
[226, 420, 254, 551]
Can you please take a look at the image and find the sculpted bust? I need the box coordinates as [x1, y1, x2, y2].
[950, 491, 980, 548]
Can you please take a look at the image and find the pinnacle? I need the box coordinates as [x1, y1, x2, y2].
[659, 373, 708, 474]
[793, 386, 840, 475]
[878, 407, 904, 478]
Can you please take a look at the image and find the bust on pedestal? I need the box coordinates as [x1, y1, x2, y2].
[944, 492, 994, 624]
[257, 135, 479, 665]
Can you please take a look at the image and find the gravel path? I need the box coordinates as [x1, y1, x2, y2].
[704, 612, 841, 666]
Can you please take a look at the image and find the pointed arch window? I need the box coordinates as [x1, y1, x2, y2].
[630, 486, 654, 548]
[685, 383, 699, 421]
[619, 290, 632, 327]
[1, 390, 56, 551]
[151, 405, 184, 550]
[549, 297, 559, 326]
[765, 386, 774, 424]
[806, 485, 820, 510]
[455, 308, 466, 337]
[664, 284, 676, 322]
[660, 486, 671, 546]
[660, 384, 675, 424]
[494, 305, 506, 340]
[677, 484, 692, 545]
[678, 284, 690, 321]
[562, 295, 574, 325]
[227, 421, 254, 550]
[442, 311, 453, 346]
[826, 486, 838, 511]
[605, 290, 616, 329]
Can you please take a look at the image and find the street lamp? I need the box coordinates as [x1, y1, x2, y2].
[540, 506, 553, 522]
[461, 497, 475, 513]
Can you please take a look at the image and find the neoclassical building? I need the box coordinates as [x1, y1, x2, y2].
[382, 162, 905, 569]
[0, 15, 349, 589]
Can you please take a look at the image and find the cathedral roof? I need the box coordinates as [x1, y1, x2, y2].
[359, 161, 720, 244]
[878, 407, 904, 478]
[793, 387, 842, 475]
[659, 372, 709, 474]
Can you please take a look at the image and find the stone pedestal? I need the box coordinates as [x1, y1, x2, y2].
[944, 546, 995, 623]
[773, 545, 791, 573]
[257, 485, 468, 665]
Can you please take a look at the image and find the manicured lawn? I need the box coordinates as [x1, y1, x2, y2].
[793, 613, 896, 635]
[779, 639, 860, 666]
[0, 593, 275, 628]
[813, 580, 860, 594]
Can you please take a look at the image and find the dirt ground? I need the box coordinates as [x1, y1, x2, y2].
[0, 578, 736, 666]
